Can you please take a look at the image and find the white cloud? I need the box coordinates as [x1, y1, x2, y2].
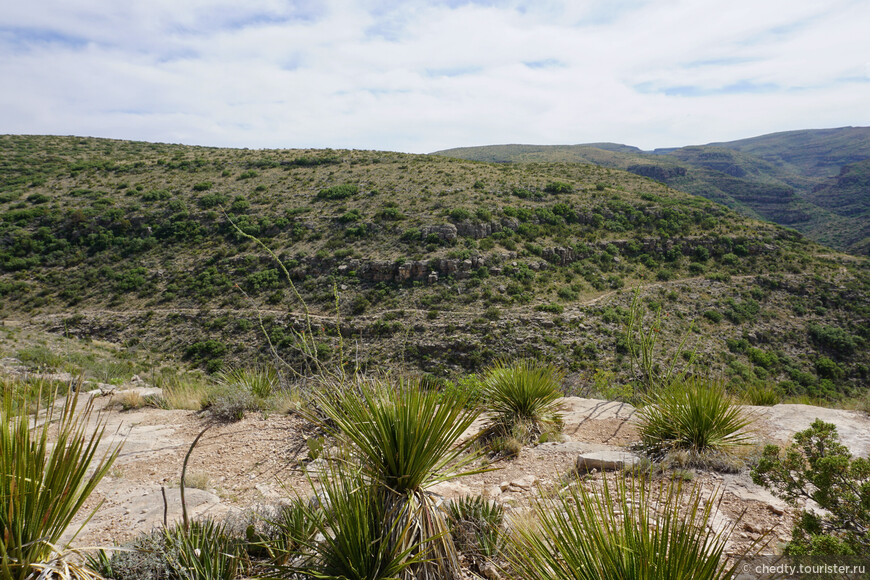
[0, 0, 868, 151]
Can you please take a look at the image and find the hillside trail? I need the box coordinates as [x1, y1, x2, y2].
[4, 274, 759, 328]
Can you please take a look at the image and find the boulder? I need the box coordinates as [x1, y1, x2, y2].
[421, 223, 457, 243]
[576, 450, 641, 473]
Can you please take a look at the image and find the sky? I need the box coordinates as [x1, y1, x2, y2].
[1, 0, 869, 153]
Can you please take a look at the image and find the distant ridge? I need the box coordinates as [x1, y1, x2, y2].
[434, 127, 870, 254]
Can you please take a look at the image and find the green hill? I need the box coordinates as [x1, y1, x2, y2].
[435, 127, 870, 255]
[0, 135, 867, 400]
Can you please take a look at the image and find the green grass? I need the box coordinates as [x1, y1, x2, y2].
[216, 365, 279, 400]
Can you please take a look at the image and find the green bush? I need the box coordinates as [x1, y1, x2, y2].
[377, 207, 404, 220]
[808, 323, 857, 356]
[337, 209, 362, 223]
[739, 383, 781, 406]
[185, 340, 227, 362]
[815, 356, 845, 380]
[724, 298, 759, 324]
[284, 463, 421, 580]
[449, 208, 473, 221]
[317, 184, 359, 200]
[752, 420, 870, 555]
[446, 496, 504, 570]
[544, 181, 573, 194]
[217, 366, 279, 399]
[206, 385, 256, 422]
[703, 310, 723, 323]
[164, 519, 241, 580]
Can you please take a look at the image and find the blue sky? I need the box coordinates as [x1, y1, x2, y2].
[1, 0, 868, 152]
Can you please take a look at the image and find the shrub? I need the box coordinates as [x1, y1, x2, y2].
[703, 310, 723, 323]
[509, 475, 743, 580]
[724, 298, 759, 324]
[544, 181, 573, 194]
[752, 420, 870, 555]
[184, 340, 227, 368]
[242, 498, 321, 565]
[481, 360, 564, 444]
[337, 209, 362, 223]
[449, 208, 473, 221]
[377, 207, 404, 220]
[317, 184, 359, 200]
[815, 356, 845, 380]
[206, 386, 256, 422]
[808, 323, 857, 356]
[192, 181, 213, 191]
[88, 528, 176, 580]
[285, 463, 421, 580]
[483, 306, 501, 320]
[557, 286, 578, 301]
[637, 378, 753, 457]
[739, 383, 781, 406]
[1, 388, 121, 579]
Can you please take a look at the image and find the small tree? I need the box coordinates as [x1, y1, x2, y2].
[751, 420, 870, 555]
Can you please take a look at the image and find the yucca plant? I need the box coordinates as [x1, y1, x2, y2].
[284, 463, 424, 580]
[509, 474, 746, 580]
[312, 378, 483, 580]
[0, 386, 122, 580]
[482, 360, 564, 443]
[637, 378, 753, 457]
[165, 519, 241, 580]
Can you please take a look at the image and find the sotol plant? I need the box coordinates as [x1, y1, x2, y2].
[1, 386, 122, 580]
[637, 378, 753, 458]
[481, 360, 564, 445]
[311, 378, 483, 580]
[509, 474, 748, 580]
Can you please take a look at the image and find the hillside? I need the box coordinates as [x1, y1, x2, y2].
[435, 127, 870, 255]
[0, 135, 868, 401]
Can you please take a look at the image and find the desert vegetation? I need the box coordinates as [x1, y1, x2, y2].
[0, 134, 868, 579]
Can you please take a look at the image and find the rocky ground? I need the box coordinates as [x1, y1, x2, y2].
[53, 380, 870, 562]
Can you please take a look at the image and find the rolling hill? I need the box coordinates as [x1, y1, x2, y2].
[0, 135, 867, 400]
[435, 127, 870, 255]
